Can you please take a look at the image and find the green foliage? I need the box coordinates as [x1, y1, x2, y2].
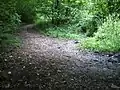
[39, 24, 85, 40]
[16, 0, 38, 23]
[36, 0, 75, 25]
[72, 10, 98, 36]
[70, 0, 120, 37]
[0, 0, 21, 49]
[81, 14, 120, 52]
[0, 0, 120, 52]
[107, 0, 120, 14]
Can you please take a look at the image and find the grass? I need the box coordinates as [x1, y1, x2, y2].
[37, 23, 85, 40]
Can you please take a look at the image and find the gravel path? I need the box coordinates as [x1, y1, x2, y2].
[0, 24, 120, 90]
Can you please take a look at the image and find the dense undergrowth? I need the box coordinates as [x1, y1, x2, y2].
[0, 0, 120, 52]
[0, 0, 21, 50]
[36, 21, 85, 40]
[82, 14, 120, 52]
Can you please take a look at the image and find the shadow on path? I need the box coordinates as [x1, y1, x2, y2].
[1, 24, 120, 90]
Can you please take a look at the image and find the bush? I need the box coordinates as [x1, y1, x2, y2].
[16, 0, 38, 23]
[81, 14, 120, 52]
[0, 0, 21, 49]
[71, 9, 101, 36]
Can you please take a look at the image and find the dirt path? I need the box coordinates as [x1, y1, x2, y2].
[1, 24, 120, 90]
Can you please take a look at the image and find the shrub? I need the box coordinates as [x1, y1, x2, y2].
[71, 9, 101, 36]
[0, 0, 21, 49]
[81, 14, 120, 52]
[16, 0, 38, 23]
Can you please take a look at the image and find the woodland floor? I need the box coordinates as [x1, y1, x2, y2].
[1, 24, 120, 90]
